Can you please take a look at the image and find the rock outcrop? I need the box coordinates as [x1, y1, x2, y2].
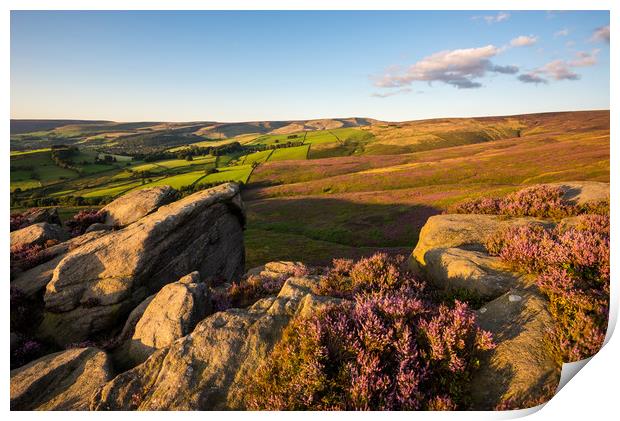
[100, 185, 178, 228]
[409, 209, 568, 408]
[470, 286, 561, 409]
[546, 181, 609, 205]
[11, 347, 113, 410]
[91, 276, 339, 410]
[10, 222, 69, 249]
[410, 214, 546, 298]
[38, 183, 246, 346]
[126, 271, 211, 365]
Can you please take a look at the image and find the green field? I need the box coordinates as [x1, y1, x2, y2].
[201, 165, 254, 184]
[240, 150, 273, 165]
[10, 150, 78, 192]
[10, 111, 610, 271]
[269, 144, 310, 161]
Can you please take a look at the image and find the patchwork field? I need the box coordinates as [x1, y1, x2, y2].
[10, 110, 610, 269]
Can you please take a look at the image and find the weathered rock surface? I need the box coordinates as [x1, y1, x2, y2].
[10, 222, 69, 249]
[11, 347, 113, 410]
[245, 260, 309, 281]
[126, 271, 211, 365]
[423, 247, 521, 299]
[11, 231, 110, 298]
[547, 181, 609, 205]
[410, 214, 545, 295]
[39, 183, 246, 346]
[470, 286, 561, 409]
[91, 276, 339, 410]
[100, 185, 177, 228]
[85, 223, 114, 234]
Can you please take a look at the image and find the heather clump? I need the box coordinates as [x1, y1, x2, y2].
[315, 253, 424, 298]
[10, 212, 29, 231]
[246, 292, 494, 410]
[453, 185, 579, 218]
[212, 263, 311, 311]
[245, 253, 494, 410]
[485, 214, 609, 362]
[65, 209, 105, 236]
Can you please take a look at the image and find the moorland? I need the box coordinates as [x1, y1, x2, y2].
[10, 110, 610, 269]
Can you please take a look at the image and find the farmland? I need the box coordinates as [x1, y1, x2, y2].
[10, 110, 610, 269]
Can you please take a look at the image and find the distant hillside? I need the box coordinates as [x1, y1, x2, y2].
[10, 119, 111, 135]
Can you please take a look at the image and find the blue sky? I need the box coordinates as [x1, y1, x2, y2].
[10, 10, 610, 122]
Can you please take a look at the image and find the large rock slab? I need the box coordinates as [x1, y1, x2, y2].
[39, 183, 246, 346]
[91, 276, 339, 410]
[546, 181, 609, 205]
[126, 271, 211, 365]
[469, 286, 561, 409]
[423, 247, 522, 299]
[10, 347, 113, 410]
[10, 222, 69, 249]
[412, 215, 543, 268]
[100, 185, 177, 228]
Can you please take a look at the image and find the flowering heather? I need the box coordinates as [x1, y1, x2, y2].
[245, 253, 494, 410]
[212, 264, 311, 311]
[315, 253, 424, 298]
[485, 214, 609, 362]
[65, 209, 105, 236]
[11, 339, 44, 369]
[453, 185, 584, 218]
[10, 243, 47, 272]
[246, 292, 494, 410]
[10, 212, 29, 231]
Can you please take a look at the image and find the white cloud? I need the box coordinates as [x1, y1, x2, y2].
[554, 28, 569, 37]
[371, 88, 412, 98]
[472, 12, 510, 24]
[590, 25, 610, 43]
[569, 49, 600, 67]
[565, 40, 576, 48]
[373, 45, 518, 90]
[516, 48, 600, 85]
[510, 35, 538, 47]
[540, 60, 580, 81]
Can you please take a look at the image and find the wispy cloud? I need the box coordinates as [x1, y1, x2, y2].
[510, 35, 538, 47]
[540, 60, 580, 80]
[373, 45, 518, 90]
[371, 88, 413, 98]
[517, 73, 548, 84]
[590, 25, 610, 43]
[569, 49, 600, 67]
[473, 12, 510, 24]
[554, 28, 569, 38]
[516, 47, 600, 85]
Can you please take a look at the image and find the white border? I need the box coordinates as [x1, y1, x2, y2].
[2, 1, 617, 420]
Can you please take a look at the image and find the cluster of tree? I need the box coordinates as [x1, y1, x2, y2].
[94, 154, 118, 164]
[50, 145, 81, 173]
[127, 142, 245, 162]
[254, 140, 304, 151]
[177, 180, 245, 198]
[11, 193, 113, 209]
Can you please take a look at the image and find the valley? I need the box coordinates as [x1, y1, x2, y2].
[10, 110, 610, 268]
